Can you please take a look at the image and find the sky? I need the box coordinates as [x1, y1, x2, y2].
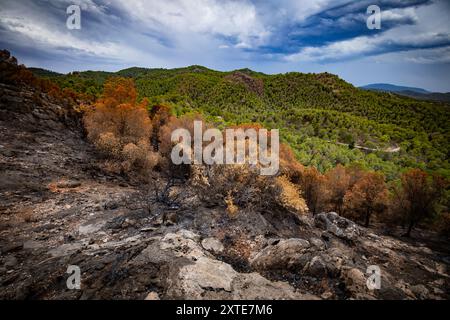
[0, 0, 449, 92]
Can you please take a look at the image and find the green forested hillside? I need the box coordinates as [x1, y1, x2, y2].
[31, 66, 450, 179]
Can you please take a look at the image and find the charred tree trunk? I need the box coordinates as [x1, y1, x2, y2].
[364, 208, 371, 228]
[404, 219, 415, 237]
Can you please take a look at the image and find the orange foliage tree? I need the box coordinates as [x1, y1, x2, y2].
[7, 64, 86, 105]
[279, 144, 304, 183]
[344, 171, 388, 227]
[83, 77, 157, 174]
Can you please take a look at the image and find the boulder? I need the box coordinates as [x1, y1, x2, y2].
[309, 237, 326, 250]
[304, 256, 328, 277]
[315, 212, 362, 242]
[201, 238, 224, 254]
[341, 267, 376, 299]
[135, 230, 315, 300]
[302, 250, 345, 278]
[159, 230, 203, 260]
[144, 292, 160, 300]
[250, 238, 310, 271]
[395, 280, 415, 298]
[167, 256, 237, 299]
[410, 284, 430, 300]
[231, 272, 319, 300]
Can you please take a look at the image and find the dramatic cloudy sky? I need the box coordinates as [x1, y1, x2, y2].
[1, 0, 449, 91]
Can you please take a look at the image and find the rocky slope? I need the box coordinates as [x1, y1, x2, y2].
[0, 52, 449, 300]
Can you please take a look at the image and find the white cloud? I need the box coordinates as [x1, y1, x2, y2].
[52, 0, 108, 15]
[0, 16, 122, 56]
[269, 0, 349, 22]
[377, 45, 450, 64]
[284, 36, 376, 62]
[112, 0, 270, 48]
[284, 31, 450, 62]
[283, 3, 450, 64]
[382, 7, 418, 24]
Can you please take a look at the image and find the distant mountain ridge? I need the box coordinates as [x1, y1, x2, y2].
[360, 83, 430, 94]
[360, 83, 450, 102]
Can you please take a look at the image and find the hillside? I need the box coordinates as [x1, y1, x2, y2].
[2, 52, 449, 300]
[31, 66, 450, 179]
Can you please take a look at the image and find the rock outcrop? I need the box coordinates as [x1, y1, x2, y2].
[314, 212, 362, 242]
[224, 71, 264, 96]
[133, 230, 316, 300]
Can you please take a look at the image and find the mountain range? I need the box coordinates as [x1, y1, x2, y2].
[360, 83, 450, 102]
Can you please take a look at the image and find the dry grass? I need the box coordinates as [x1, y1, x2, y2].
[275, 175, 308, 216]
[225, 192, 239, 219]
[190, 164, 308, 218]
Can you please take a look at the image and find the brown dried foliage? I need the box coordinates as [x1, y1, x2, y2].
[83, 77, 157, 175]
